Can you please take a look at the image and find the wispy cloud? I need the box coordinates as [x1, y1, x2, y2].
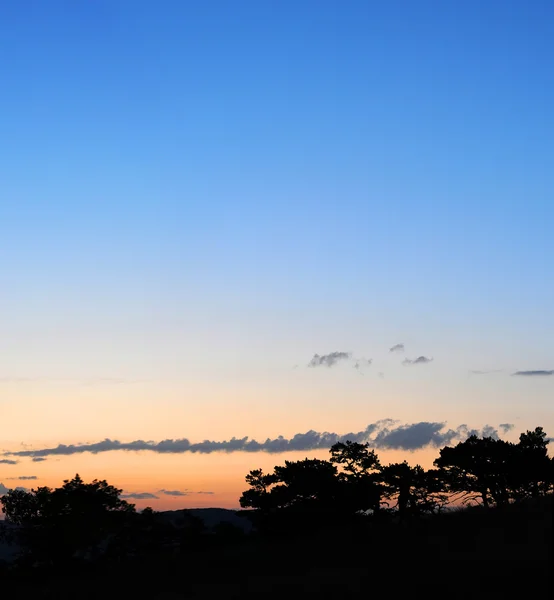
[308, 351, 352, 368]
[389, 343, 404, 353]
[31, 457, 47, 462]
[469, 369, 503, 375]
[403, 356, 433, 366]
[353, 358, 372, 373]
[159, 489, 189, 497]
[196, 491, 215, 495]
[512, 370, 554, 377]
[3, 420, 515, 458]
[121, 492, 159, 500]
[308, 351, 373, 373]
[499, 423, 514, 433]
[6, 476, 37, 480]
[0, 459, 18, 465]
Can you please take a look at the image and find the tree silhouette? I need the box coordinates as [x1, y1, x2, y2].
[1, 473, 136, 565]
[239, 459, 343, 533]
[509, 427, 552, 499]
[240, 459, 340, 512]
[329, 441, 381, 478]
[271, 458, 339, 511]
[239, 468, 278, 512]
[380, 462, 447, 519]
[434, 435, 517, 507]
[330, 441, 382, 514]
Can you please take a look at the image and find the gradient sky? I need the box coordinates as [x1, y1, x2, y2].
[1, 0, 553, 510]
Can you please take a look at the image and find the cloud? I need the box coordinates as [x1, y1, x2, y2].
[403, 356, 433, 366]
[369, 422, 501, 450]
[6, 476, 37, 480]
[32, 457, 47, 462]
[196, 491, 215, 495]
[0, 459, 18, 465]
[308, 351, 352, 368]
[499, 423, 514, 433]
[512, 370, 554, 376]
[308, 351, 373, 373]
[159, 489, 189, 497]
[389, 344, 404, 353]
[353, 358, 372, 373]
[372, 422, 453, 450]
[477, 425, 499, 439]
[469, 369, 503, 375]
[3, 419, 515, 458]
[121, 492, 159, 500]
[2, 425, 382, 457]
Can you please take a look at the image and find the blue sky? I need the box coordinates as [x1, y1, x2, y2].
[0, 1, 553, 506]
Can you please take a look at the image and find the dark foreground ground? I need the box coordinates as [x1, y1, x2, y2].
[2, 497, 552, 599]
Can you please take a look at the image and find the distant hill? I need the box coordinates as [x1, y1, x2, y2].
[155, 507, 254, 533]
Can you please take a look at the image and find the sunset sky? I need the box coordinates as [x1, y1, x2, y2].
[1, 1, 553, 511]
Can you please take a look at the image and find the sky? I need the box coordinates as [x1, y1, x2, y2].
[1, 0, 553, 511]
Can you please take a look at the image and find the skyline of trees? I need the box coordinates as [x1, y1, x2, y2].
[240, 427, 553, 522]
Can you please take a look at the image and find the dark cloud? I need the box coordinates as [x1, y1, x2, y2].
[121, 492, 159, 500]
[159, 489, 189, 497]
[308, 351, 352, 368]
[6, 476, 37, 480]
[2, 422, 391, 458]
[368, 422, 500, 451]
[196, 491, 215, 495]
[32, 457, 47, 462]
[3, 419, 512, 458]
[512, 370, 554, 377]
[499, 423, 514, 433]
[0, 459, 18, 465]
[372, 422, 453, 450]
[403, 356, 433, 366]
[389, 344, 404, 353]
